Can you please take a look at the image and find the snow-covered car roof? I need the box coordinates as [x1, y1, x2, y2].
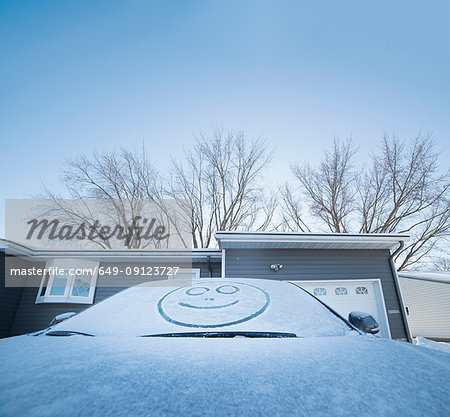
[50, 278, 356, 337]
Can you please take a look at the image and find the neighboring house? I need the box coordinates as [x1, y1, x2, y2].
[398, 271, 450, 342]
[0, 232, 412, 341]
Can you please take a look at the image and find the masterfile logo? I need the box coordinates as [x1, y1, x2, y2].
[5, 199, 192, 250]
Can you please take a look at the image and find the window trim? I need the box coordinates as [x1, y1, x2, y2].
[313, 287, 327, 296]
[334, 286, 348, 296]
[35, 259, 99, 305]
[355, 286, 369, 295]
[172, 268, 201, 280]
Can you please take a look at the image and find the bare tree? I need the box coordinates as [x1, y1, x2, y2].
[278, 184, 311, 232]
[432, 256, 450, 271]
[284, 134, 450, 269]
[39, 147, 189, 249]
[357, 135, 450, 270]
[289, 138, 358, 233]
[38, 129, 274, 250]
[170, 127, 274, 247]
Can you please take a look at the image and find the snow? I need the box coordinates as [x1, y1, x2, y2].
[49, 279, 356, 338]
[398, 271, 450, 284]
[414, 337, 450, 354]
[348, 311, 372, 319]
[1, 278, 449, 416]
[0, 335, 449, 416]
[49, 312, 77, 326]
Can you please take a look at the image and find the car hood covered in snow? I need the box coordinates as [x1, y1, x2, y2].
[0, 334, 449, 417]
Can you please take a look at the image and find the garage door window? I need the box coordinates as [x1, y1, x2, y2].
[355, 286, 368, 295]
[335, 287, 348, 295]
[313, 288, 327, 296]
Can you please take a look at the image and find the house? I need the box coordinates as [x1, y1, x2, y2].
[398, 271, 450, 342]
[0, 232, 412, 341]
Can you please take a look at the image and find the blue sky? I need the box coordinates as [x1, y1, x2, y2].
[1, 0, 449, 236]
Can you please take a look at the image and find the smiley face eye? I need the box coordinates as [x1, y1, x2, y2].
[216, 285, 240, 295]
[185, 287, 210, 296]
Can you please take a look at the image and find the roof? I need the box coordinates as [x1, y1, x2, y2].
[2, 231, 411, 259]
[215, 231, 409, 250]
[0, 238, 222, 263]
[398, 271, 450, 284]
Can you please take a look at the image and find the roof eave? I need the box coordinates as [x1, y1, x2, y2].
[214, 231, 410, 250]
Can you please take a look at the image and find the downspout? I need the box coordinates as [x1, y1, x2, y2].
[221, 248, 226, 278]
[389, 241, 413, 343]
[207, 255, 212, 278]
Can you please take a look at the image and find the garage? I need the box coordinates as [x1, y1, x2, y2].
[217, 231, 412, 341]
[294, 280, 391, 338]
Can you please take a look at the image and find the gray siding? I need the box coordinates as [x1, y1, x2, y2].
[9, 260, 221, 336]
[224, 248, 408, 340]
[0, 254, 24, 338]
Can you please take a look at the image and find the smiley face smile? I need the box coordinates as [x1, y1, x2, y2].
[178, 300, 240, 310]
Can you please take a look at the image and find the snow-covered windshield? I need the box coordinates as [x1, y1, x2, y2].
[50, 279, 356, 338]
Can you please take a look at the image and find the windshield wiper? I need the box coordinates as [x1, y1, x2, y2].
[141, 331, 297, 338]
[46, 330, 94, 337]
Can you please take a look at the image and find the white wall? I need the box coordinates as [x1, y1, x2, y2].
[399, 277, 450, 340]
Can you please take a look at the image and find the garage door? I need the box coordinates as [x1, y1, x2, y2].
[292, 280, 391, 339]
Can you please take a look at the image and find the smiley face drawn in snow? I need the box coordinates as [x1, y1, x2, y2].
[157, 281, 270, 328]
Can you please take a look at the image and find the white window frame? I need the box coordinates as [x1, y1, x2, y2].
[355, 286, 369, 295]
[313, 287, 327, 296]
[335, 286, 349, 295]
[170, 268, 200, 280]
[36, 259, 99, 305]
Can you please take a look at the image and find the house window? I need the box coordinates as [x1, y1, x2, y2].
[355, 286, 368, 295]
[169, 268, 201, 280]
[335, 287, 348, 295]
[36, 259, 99, 305]
[313, 287, 327, 296]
